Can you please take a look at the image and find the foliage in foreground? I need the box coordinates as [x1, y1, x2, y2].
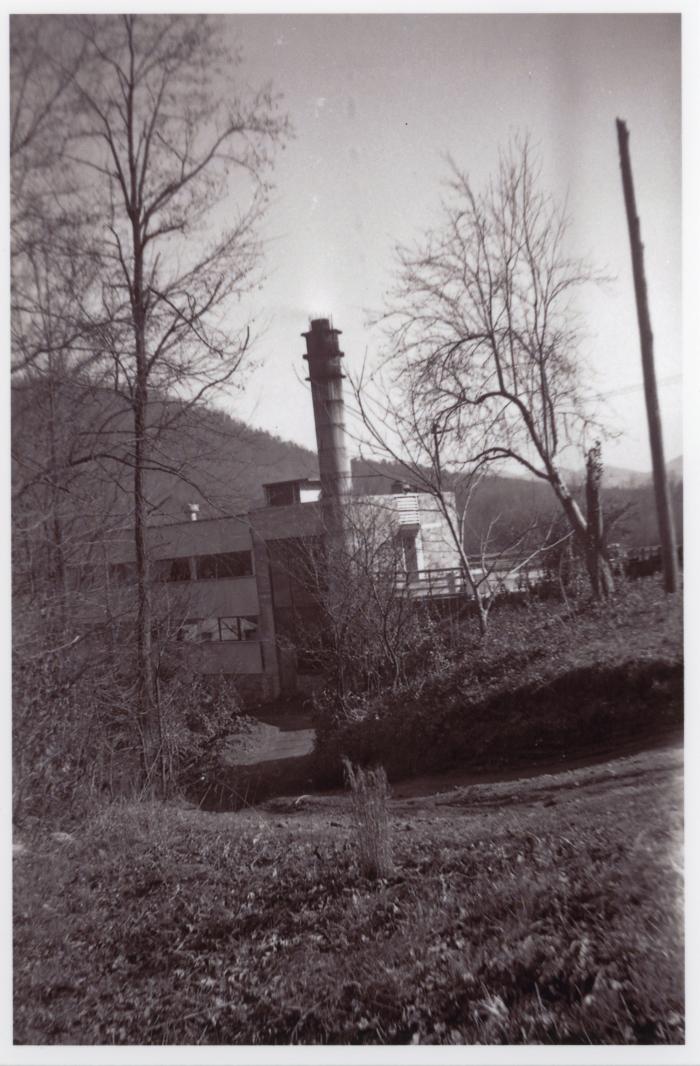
[14, 748, 683, 1045]
[12, 652, 247, 824]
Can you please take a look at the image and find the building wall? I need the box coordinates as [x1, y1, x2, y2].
[249, 499, 324, 542]
[102, 490, 463, 699]
[251, 532, 281, 697]
[184, 639, 264, 674]
[337, 493, 461, 575]
[249, 492, 459, 568]
[105, 514, 281, 695]
[149, 516, 252, 558]
[160, 575, 259, 617]
[410, 495, 462, 572]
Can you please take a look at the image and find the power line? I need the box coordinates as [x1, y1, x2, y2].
[586, 374, 681, 402]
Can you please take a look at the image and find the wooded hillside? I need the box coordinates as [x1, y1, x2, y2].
[13, 378, 681, 548]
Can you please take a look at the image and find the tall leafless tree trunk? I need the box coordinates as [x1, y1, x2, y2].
[65, 14, 288, 790]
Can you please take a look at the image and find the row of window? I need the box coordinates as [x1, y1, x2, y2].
[110, 550, 253, 585]
[176, 615, 258, 643]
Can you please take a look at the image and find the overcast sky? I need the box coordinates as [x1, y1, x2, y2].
[218, 13, 681, 473]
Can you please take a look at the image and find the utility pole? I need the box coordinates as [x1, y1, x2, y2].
[616, 118, 679, 594]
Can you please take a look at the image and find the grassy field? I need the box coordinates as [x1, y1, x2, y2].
[14, 741, 683, 1045]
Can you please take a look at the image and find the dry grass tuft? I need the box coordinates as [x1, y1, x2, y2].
[343, 758, 393, 879]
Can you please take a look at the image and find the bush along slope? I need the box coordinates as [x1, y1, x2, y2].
[312, 578, 683, 787]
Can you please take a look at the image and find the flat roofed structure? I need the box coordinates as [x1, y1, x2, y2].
[89, 317, 465, 701]
[262, 478, 322, 507]
[101, 482, 464, 701]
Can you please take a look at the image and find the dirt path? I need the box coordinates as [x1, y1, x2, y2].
[220, 706, 316, 768]
[198, 680, 682, 810]
[223, 721, 315, 766]
[257, 736, 684, 820]
[388, 724, 684, 799]
[199, 715, 682, 814]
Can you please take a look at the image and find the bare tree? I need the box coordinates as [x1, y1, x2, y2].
[11, 15, 128, 740]
[48, 14, 289, 788]
[271, 500, 433, 706]
[585, 441, 606, 598]
[374, 138, 614, 599]
[10, 16, 88, 241]
[11, 14, 289, 793]
[349, 369, 570, 634]
[11, 14, 105, 598]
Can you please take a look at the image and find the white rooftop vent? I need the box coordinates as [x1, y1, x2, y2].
[396, 493, 419, 530]
[186, 503, 200, 522]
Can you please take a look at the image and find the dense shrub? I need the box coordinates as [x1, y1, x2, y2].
[12, 645, 246, 824]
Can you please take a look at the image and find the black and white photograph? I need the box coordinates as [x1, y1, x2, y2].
[7, 6, 692, 1057]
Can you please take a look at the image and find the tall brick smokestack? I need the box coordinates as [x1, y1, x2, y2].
[302, 318, 352, 502]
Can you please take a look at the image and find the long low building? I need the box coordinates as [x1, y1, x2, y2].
[105, 478, 463, 701]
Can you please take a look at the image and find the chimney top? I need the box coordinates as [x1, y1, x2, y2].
[302, 316, 344, 368]
[301, 315, 351, 502]
[302, 317, 342, 340]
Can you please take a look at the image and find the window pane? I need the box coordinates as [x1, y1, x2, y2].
[265, 482, 298, 506]
[239, 616, 258, 641]
[177, 618, 221, 642]
[196, 551, 252, 579]
[170, 557, 192, 581]
[218, 616, 259, 641]
[219, 617, 241, 641]
[401, 535, 419, 574]
[156, 557, 191, 582]
[217, 618, 257, 639]
[177, 619, 201, 642]
[110, 562, 136, 585]
[198, 618, 218, 642]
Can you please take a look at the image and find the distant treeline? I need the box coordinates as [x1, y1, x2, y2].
[351, 458, 682, 553]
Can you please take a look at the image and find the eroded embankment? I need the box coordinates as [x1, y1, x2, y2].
[188, 658, 681, 810]
[311, 658, 683, 788]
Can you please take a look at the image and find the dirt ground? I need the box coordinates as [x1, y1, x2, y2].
[13, 734, 684, 1045]
[211, 732, 683, 828]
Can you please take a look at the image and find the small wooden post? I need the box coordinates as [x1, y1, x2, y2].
[616, 118, 679, 594]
